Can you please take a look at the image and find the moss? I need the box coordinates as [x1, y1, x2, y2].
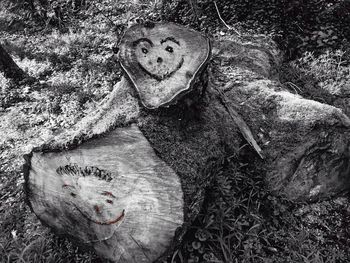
[138, 89, 242, 222]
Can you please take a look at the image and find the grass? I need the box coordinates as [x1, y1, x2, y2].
[291, 50, 350, 95]
[0, 1, 138, 262]
[1, 0, 350, 262]
[0, 72, 11, 92]
[280, 49, 350, 98]
[279, 48, 350, 122]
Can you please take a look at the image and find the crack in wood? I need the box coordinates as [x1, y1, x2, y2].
[129, 233, 152, 262]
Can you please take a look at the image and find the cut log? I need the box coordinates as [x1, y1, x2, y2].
[24, 25, 350, 262]
[118, 22, 211, 109]
[0, 43, 27, 81]
[24, 124, 184, 263]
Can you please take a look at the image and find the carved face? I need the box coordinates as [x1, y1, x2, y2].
[118, 23, 211, 108]
[133, 37, 184, 81]
[58, 164, 125, 226]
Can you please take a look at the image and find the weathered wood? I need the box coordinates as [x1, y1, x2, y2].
[25, 124, 183, 263]
[211, 40, 350, 200]
[118, 22, 211, 109]
[24, 25, 350, 262]
[0, 43, 26, 81]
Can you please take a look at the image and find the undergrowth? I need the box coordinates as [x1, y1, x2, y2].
[172, 154, 350, 263]
[290, 50, 350, 96]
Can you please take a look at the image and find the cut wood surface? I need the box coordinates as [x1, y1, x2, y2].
[25, 124, 183, 263]
[24, 24, 350, 262]
[118, 22, 211, 109]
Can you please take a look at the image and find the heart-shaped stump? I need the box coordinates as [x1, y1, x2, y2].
[118, 22, 211, 109]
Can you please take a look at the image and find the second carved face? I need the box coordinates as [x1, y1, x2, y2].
[134, 37, 184, 81]
[57, 164, 125, 227]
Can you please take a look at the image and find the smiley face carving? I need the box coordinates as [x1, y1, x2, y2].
[57, 164, 125, 227]
[118, 22, 211, 109]
[26, 124, 184, 262]
[134, 37, 184, 81]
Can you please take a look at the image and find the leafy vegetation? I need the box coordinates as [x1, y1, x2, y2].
[1, 0, 350, 262]
[178, 159, 350, 263]
[186, 0, 350, 59]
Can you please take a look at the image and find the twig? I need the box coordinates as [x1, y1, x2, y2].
[213, 1, 241, 36]
[285, 81, 301, 94]
[160, 0, 166, 19]
[213, 84, 264, 159]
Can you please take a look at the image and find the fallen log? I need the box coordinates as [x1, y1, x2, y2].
[24, 23, 350, 262]
[211, 39, 350, 199]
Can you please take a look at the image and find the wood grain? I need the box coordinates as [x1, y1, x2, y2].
[25, 125, 184, 262]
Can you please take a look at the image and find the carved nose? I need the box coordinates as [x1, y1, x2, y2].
[157, 57, 163, 63]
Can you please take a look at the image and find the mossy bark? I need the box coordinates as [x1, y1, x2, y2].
[211, 38, 350, 200]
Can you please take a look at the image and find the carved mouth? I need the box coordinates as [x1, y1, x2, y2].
[90, 209, 125, 225]
[138, 57, 184, 81]
[73, 203, 126, 226]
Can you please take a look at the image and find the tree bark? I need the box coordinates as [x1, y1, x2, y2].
[0, 43, 26, 81]
[24, 24, 350, 262]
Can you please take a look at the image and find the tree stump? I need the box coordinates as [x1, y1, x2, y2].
[118, 22, 211, 109]
[24, 23, 350, 262]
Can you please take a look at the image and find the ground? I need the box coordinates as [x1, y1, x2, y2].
[1, 0, 350, 262]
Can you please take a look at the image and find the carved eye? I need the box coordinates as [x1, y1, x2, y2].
[165, 46, 173, 53]
[142, 48, 148, 54]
